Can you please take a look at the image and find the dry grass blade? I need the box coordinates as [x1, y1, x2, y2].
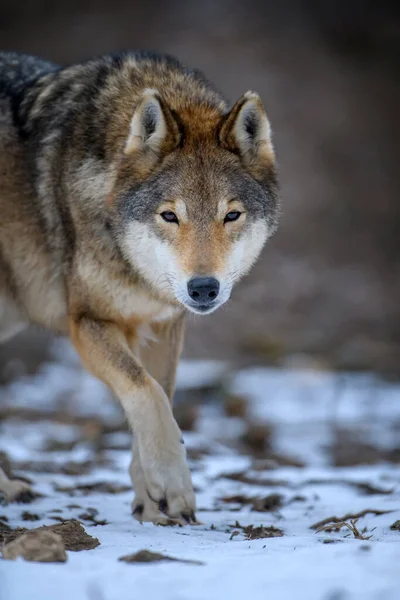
[316, 518, 372, 540]
[310, 508, 391, 530]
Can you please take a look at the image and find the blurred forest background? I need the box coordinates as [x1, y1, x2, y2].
[1, 0, 399, 377]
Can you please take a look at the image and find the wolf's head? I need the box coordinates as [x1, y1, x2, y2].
[112, 88, 279, 314]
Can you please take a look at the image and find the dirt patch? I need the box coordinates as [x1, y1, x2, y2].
[252, 454, 305, 469]
[243, 524, 284, 540]
[220, 471, 289, 487]
[174, 403, 198, 432]
[221, 472, 393, 496]
[2, 530, 67, 563]
[302, 479, 394, 496]
[0, 519, 13, 544]
[13, 459, 95, 476]
[46, 520, 100, 550]
[220, 493, 283, 512]
[1, 519, 100, 551]
[43, 438, 80, 452]
[390, 520, 400, 531]
[78, 507, 108, 526]
[331, 430, 400, 466]
[229, 520, 284, 540]
[21, 511, 40, 521]
[0, 406, 125, 436]
[119, 550, 204, 565]
[240, 423, 273, 456]
[287, 495, 307, 504]
[186, 447, 211, 461]
[54, 481, 131, 496]
[223, 394, 248, 418]
[350, 482, 393, 495]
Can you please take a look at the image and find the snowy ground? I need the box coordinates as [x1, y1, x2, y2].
[1, 341, 400, 600]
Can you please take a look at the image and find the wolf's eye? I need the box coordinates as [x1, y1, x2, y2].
[224, 211, 241, 223]
[161, 211, 179, 224]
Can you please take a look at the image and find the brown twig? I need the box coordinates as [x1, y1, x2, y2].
[310, 508, 391, 530]
[316, 518, 372, 540]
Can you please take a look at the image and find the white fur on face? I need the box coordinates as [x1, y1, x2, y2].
[121, 218, 268, 314]
[121, 221, 186, 304]
[217, 219, 268, 305]
[227, 220, 268, 279]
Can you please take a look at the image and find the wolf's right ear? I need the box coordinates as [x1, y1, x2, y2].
[124, 90, 180, 160]
[219, 91, 274, 176]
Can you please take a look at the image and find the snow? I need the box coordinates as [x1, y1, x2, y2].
[1, 346, 400, 600]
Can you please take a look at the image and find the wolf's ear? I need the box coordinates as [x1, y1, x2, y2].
[124, 89, 180, 158]
[219, 92, 274, 172]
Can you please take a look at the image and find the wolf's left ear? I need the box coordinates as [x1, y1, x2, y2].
[124, 89, 180, 159]
[219, 92, 274, 172]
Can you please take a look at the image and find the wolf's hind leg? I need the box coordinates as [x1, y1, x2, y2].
[138, 315, 185, 403]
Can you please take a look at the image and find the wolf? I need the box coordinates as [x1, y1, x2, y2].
[0, 50, 279, 524]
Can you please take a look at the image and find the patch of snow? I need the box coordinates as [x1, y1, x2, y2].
[1, 359, 400, 600]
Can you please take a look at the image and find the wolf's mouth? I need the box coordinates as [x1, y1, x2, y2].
[184, 301, 221, 315]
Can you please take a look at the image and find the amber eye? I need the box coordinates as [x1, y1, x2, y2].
[224, 211, 241, 223]
[161, 211, 179, 224]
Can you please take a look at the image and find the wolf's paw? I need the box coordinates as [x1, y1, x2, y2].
[140, 453, 197, 525]
[130, 440, 197, 526]
[132, 495, 194, 526]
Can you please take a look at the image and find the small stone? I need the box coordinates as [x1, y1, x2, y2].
[2, 530, 67, 563]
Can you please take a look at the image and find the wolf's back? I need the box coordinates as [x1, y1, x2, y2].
[0, 52, 59, 97]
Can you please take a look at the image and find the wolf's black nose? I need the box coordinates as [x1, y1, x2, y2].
[187, 277, 220, 305]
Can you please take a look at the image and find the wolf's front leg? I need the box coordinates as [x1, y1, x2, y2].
[69, 316, 196, 525]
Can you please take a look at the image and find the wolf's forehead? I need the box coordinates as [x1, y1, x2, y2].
[172, 156, 234, 207]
